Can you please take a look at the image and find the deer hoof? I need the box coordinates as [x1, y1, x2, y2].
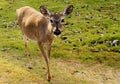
[47, 75, 52, 82]
[28, 66, 33, 69]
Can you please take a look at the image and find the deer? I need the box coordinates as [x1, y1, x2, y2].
[16, 5, 73, 81]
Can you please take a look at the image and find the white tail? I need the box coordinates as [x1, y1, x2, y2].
[16, 5, 73, 81]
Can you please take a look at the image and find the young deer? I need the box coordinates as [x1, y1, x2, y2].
[16, 5, 73, 81]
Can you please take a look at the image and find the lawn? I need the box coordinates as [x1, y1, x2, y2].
[0, 0, 120, 84]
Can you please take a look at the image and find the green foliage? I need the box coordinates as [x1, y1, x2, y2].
[0, 0, 120, 66]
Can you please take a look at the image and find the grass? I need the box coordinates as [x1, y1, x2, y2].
[0, 59, 44, 84]
[0, 0, 120, 84]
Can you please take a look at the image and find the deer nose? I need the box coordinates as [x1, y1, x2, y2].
[54, 30, 61, 36]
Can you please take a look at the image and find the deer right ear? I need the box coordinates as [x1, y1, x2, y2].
[40, 6, 51, 16]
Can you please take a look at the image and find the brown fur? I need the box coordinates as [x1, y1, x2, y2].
[17, 6, 54, 43]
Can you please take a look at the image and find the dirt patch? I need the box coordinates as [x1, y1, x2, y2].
[50, 58, 120, 84]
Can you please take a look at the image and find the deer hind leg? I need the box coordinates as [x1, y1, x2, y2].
[38, 42, 52, 81]
[25, 41, 32, 69]
[23, 34, 32, 69]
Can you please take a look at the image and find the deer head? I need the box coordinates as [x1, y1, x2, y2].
[40, 5, 73, 36]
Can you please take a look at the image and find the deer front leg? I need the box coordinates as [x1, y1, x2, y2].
[25, 41, 32, 69]
[38, 42, 52, 81]
[47, 43, 52, 59]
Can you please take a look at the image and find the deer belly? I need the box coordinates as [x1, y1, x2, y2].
[22, 23, 38, 41]
[23, 31, 37, 42]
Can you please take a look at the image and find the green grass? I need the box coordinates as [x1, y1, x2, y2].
[0, 0, 120, 84]
[0, 59, 45, 84]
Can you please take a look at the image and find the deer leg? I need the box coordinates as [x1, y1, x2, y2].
[38, 42, 51, 81]
[47, 43, 52, 59]
[25, 41, 32, 69]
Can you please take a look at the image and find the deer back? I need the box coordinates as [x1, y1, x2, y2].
[16, 6, 54, 43]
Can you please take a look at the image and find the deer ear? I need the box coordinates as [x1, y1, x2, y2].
[63, 5, 73, 16]
[40, 6, 51, 16]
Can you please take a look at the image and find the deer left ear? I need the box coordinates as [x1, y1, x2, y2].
[63, 5, 73, 16]
[40, 6, 51, 16]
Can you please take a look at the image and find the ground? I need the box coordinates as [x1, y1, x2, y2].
[0, 0, 120, 84]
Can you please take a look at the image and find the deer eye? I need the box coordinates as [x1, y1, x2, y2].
[61, 19, 64, 23]
[50, 19, 54, 24]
